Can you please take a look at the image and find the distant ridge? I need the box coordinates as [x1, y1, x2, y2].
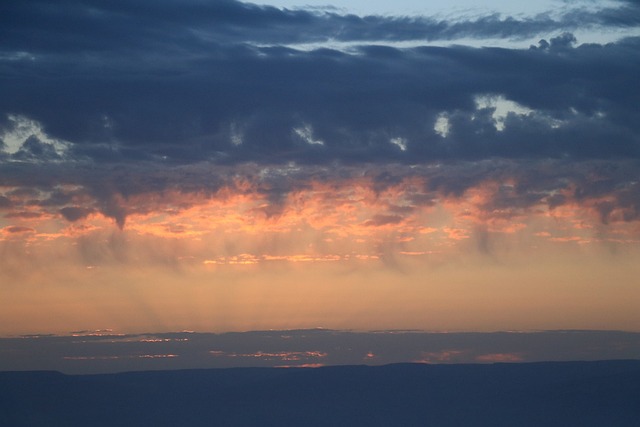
[2, 361, 639, 426]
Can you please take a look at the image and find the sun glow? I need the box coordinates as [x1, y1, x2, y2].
[2, 164, 640, 335]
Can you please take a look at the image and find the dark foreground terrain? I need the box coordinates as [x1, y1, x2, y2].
[1, 361, 639, 426]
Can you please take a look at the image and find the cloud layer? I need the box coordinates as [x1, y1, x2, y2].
[2, 329, 640, 374]
[1, 1, 640, 335]
[1, 2, 639, 229]
[1, 0, 639, 166]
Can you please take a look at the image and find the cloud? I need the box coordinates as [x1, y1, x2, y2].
[2, 1, 637, 52]
[1, 1, 640, 344]
[0, 1, 639, 263]
[11, 136, 62, 162]
[0, 195, 13, 209]
[1, 159, 639, 245]
[0, 1, 639, 168]
[3, 39, 639, 165]
[1, 329, 639, 374]
[59, 206, 94, 222]
[3, 226, 35, 234]
[364, 214, 404, 227]
[4, 211, 43, 219]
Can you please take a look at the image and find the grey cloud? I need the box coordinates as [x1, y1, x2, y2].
[364, 214, 404, 227]
[2, 159, 638, 232]
[3, 37, 640, 165]
[2, 0, 637, 54]
[11, 136, 61, 162]
[0, 195, 11, 209]
[4, 211, 43, 219]
[60, 206, 94, 222]
[1, 1, 640, 228]
[1, 1, 639, 167]
[3, 226, 35, 234]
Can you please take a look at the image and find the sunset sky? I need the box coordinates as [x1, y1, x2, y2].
[1, 0, 640, 342]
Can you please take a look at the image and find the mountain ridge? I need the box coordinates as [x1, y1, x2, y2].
[2, 360, 639, 426]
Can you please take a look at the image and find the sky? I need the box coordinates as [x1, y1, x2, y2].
[1, 0, 640, 358]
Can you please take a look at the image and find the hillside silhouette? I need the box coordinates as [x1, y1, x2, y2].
[2, 361, 639, 426]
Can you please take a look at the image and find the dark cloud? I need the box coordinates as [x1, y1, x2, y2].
[1, 158, 639, 230]
[4, 211, 43, 219]
[59, 206, 94, 222]
[11, 136, 61, 162]
[0, 1, 639, 228]
[3, 226, 35, 234]
[364, 214, 404, 227]
[3, 38, 640, 165]
[0, 195, 11, 209]
[1, 0, 637, 52]
[0, 0, 639, 167]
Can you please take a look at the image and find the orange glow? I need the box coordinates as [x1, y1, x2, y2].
[3, 175, 636, 256]
[2, 172, 640, 335]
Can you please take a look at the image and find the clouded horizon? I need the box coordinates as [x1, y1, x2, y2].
[3, 329, 640, 374]
[1, 0, 639, 338]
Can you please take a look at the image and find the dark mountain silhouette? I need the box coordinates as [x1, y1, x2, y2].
[1, 361, 639, 426]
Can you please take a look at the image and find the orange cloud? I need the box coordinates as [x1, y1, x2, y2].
[1, 171, 639, 273]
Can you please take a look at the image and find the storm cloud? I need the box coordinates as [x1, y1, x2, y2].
[0, 0, 639, 252]
[1, 0, 639, 167]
